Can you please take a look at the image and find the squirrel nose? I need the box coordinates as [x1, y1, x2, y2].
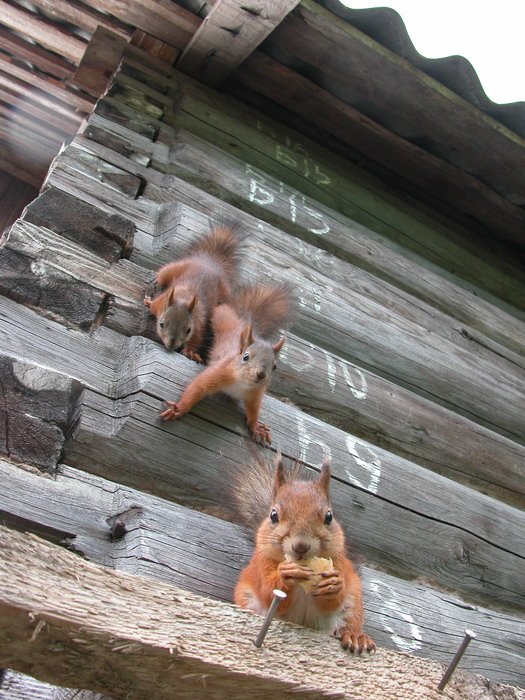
[256, 370, 266, 380]
[292, 541, 311, 556]
[175, 344, 184, 352]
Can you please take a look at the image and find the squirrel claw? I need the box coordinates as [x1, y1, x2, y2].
[160, 401, 183, 421]
[182, 348, 203, 364]
[337, 631, 376, 655]
[252, 422, 271, 446]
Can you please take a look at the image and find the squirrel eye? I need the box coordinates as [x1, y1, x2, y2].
[324, 511, 333, 525]
[272, 363, 277, 371]
[186, 327, 191, 335]
[159, 320, 164, 329]
[242, 352, 250, 362]
[270, 509, 279, 524]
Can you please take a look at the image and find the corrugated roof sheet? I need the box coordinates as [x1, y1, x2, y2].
[317, 0, 525, 138]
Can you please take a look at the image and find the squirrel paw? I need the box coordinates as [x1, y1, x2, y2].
[251, 422, 271, 446]
[182, 348, 203, 364]
[160, 401, 184, 421]
[312, 571, 343, 599]
[144, 295, 153, 309]
[277, 560, 313, 586]
[337, 631, 376, 655]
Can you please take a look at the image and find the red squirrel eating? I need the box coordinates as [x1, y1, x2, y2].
[144, 225, 243, 362]
[160, 283, 295, 445]
[233, 452, 375, 654]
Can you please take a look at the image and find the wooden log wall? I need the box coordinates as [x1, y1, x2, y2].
[0, 49, 524, 694]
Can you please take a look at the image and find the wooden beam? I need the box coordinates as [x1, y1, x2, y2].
[0, 28, 75, 80]
[130, 29, 180, 65]
[0, 56, 94, 113]
[0, 1, 86, 64]
[234, 52, 525, 247]
[72, 26, 128, 98]
[81, 0, 200, 50]
[0, 526, 521, 699]
[177, 0, 301, 87]
[0, 457, 523, 686]
[28, 0, 132, 38]
[0, 87, 78, 135]
[0, 72, 84, 124]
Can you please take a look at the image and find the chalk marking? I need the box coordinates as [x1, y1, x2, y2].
[345, 436, 381, 494]
[369, 580, 423, 653]
[296, 413, 332, 466]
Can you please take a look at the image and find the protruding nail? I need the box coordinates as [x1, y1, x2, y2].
[253, 589, 287, 648]
[438, 629, 477, 691]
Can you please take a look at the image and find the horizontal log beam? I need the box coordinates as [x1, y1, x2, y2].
[0, 525, 521, 699]
[177, 0, 301, 87]
[0, 27, 75, 80]
[0, 457, 523, 686]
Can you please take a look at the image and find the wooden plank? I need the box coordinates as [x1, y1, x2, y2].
[234, 52, 525, 249]
[72, 26, 128, 98]
[0, 153, 44, 188]
[264, 1, 525, 208]
[0, 87, 79, 135]
[0, 458, 523, 686]
[0, 56, 94, 113]
[177, 0, 301, 87]
[75, 136, 525, 441]
[0, 171, 37, 232]
[0, 358, 80, 472]
[0, 669, 107, 700]
[0, 72, 84, 124]
[0, 103, 66, 147]
[130, 29, 180, 65]
[64, 340, 525, 609]
[40, 140, 525, 496]
[28, 0, 131, 38]
[0, 219, 150, 328]
[0, 526, 523, 698]
[81, 0, 200, 50]
[0, 1, 86, 64]
[0, 28, 75, 80]
[23, 187, 135, 262]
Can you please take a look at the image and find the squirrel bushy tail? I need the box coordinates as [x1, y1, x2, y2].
[233, 283, 296, 339]
[230, 450, 307, 532]
[185, 223, 244, 280]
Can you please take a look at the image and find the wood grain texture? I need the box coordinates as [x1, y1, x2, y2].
[63, 338, 525, 609]
[0, 526, 523, 699]
[177, 0, 301, 87]
[264, 2, 525, 208]
[72, 26, 128, 98]
[0, 458, 523, 686]
[36, 135, 525, 501]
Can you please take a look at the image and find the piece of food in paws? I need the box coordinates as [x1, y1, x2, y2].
[296, 556, 333, 592]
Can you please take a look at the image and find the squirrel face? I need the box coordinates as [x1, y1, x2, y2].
[234, 325, 285, 387]
[157, 294, 197, 351]
[256, 455, 345, 563]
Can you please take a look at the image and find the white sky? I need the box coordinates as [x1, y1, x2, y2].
[339, 0, 525, 104]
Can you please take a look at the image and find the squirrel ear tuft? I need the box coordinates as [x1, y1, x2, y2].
[167, 287, 177, 306]
[187, 294, 197, 312]
[272, 336, 285, 354]
[239, 324, 254, 353]
[319, 455, 331, 495]
[273, 451, 286, 495]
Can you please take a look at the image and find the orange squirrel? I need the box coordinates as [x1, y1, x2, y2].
[144, 225, 243, 362]
[233, 452, 375, 654]
[160, 283, 295, 445]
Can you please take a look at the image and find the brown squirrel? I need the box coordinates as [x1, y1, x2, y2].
[160, 283, 295, 445]
[144, 225, 243, 362]
[233, 452, 376, 654]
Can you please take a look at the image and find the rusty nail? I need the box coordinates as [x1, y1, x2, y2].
[253, 589, 287, 648]
[438, 629, 476, 691]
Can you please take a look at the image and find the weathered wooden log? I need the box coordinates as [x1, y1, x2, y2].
[63, 337, 525, 609]
[1, 458, 523, 686]
[0, 526, 523, 699]
[38, 144, 525, 500]
[1, 293, 521, 506]
[0, 669, 108, 700]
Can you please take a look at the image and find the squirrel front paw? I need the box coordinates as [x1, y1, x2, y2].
[182, 348, 203, 364]
[160, 401, 185, 421]
[277, 560, 313, 588]
[251, 422, 271, 446]
[312, 570, 344, 599]
[337, 631, 376, 655]
[144, 295, 153, 309]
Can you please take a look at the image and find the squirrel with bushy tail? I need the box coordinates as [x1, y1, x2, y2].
[232, 451, 376, 654]
[161, 282, 295, 445]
